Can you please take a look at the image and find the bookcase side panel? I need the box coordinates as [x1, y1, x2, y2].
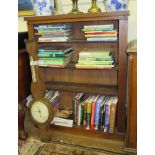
[117, 19, 128, 133]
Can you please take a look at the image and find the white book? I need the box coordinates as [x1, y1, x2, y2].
[54, 122, 73, 127]
[51, 117, 73, 125]
[84, 25, 114, 29]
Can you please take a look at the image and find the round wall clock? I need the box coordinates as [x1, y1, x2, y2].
[29, 98, 54, 142]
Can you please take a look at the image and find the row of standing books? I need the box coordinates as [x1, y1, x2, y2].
[82, 24, 117, 42]
[34, 24, 117, 42]
[73, 93, 118, 134]
[75, 50, 115, 69]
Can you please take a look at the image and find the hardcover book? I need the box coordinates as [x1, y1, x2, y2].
[109, 96, 118, 133]
[94, 96, 105, 130]
[90, 95, 100, 130]
[86, 96, 96, 130]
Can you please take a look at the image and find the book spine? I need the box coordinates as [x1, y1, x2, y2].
[94, 103, 100, 130]
[72, 97, 77, 126]
[104, 104, 111, 133]
[83, 101, 87, 128]
[80, 104, 84, 127]
[77, 103, 81, 126]
[90, 102, 96, 130]
[86, 101, 92, 130]
[109, 104, 117, 133]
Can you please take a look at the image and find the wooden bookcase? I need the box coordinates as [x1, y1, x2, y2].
[25, 11, 129, 152]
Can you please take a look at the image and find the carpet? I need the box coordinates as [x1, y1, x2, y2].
[19, 137, 125, 155]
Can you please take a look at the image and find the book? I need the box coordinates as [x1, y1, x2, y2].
[38, 46, 73, 53]
[53, 122, 73, 127]
[109, 96, 118, 133]
[83, 96, 91, 128]
[38, 50, 74, 58]
[86, 96, 96, 130]
[99, 96, 110, 131]
[79, 51, 112, 57]
[77, 100, 85, 127]
[104, 97, 114, 134]
[87, 37, 117, 42]
[75, 93, 85, 126]
[38, 58, 70, 65]
[85, 31, 117, 35]
[75, 64, 114, 69]
[38, 59, 70, 68]
[85, 34, 117, 37]
[94, 96, 105, 130]
[51, 117, 73, 127]
[78, 60, 113, 65]
[90, 95, 100, 131]
[73, 93, 80, 126]
[83, 24, 114, 29]
[34, 24, 72, 30]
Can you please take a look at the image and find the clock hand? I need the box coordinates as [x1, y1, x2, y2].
[38, 107, 42, 118]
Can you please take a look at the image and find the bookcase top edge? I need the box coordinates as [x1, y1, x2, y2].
[25, 11, 130, 23]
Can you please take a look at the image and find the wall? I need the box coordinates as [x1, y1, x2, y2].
[18, 0, 137, 42]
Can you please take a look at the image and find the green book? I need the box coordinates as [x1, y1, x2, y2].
[38, 46, 73, 53]
[78, 60, 113, 65]
[79, 51, 112, 58]
[38, 50, 74, 58]
[79, 57, 112, 61]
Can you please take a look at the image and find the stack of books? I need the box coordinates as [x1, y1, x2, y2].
[75, 50, 115, 69]
[82, 24, 117, 42]
[72, 93, 118, 134]
[38, 46, 74, 68]
[34, 24, 72, 42]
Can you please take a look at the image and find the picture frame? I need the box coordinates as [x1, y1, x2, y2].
[18, 0, 34, 16]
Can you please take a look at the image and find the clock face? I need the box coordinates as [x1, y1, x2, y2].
[31, 101, 49, 123]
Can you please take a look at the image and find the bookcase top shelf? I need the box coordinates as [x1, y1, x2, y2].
[25, 11, 130, 24]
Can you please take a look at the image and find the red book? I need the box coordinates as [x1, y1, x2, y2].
[90, 95, 100, 131]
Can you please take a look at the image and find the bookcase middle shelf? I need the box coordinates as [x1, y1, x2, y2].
[45, 81, 117, 95]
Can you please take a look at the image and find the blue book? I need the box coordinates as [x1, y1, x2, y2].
[34, 25, 72, 30]
[104, 97, 113, 134]
[94, 96, 105, 130]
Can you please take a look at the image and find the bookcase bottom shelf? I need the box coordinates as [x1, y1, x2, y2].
[25, 110, 125, 154]
[45, 82, 117, 95]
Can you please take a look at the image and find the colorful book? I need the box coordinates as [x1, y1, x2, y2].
[76, 93, 85, 126]
[83, 96, 91, 128]
[38, 46, 73, 53]
[104, 97, 114, 133]
[34, 24, 72, 30]
[78, 60, 113, 65]
[87, 37, 117, 42]
[94, 96, 105, 130]
[72, 93, 80, 126]
[86, 96, 96, 130]
[75, 64, 114, 69]
[83, 24, 114, 29]
[90, 95, 100, 131]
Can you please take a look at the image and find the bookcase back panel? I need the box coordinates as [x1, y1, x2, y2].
[59, 91, 75, 109]
[39, 68, 117, 85]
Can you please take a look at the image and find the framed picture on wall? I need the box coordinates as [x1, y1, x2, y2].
[18, 0, 34, 16]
